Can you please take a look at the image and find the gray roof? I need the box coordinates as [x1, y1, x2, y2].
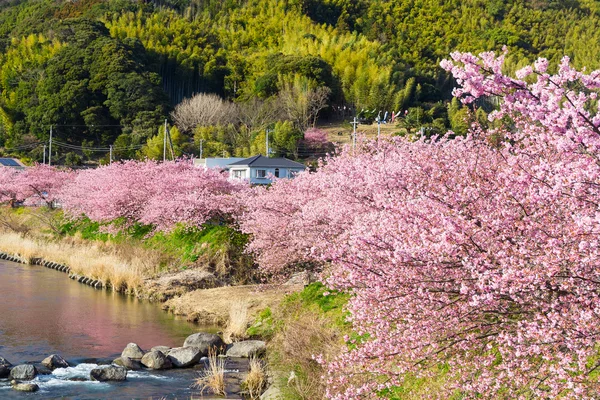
[227, 155, 306, 169]
[195, 157, 246, 169]
[0, 158, 22, 167]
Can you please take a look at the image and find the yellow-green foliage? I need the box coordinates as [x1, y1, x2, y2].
[105, 0, 393, 109]
[0, 34, 63, 109]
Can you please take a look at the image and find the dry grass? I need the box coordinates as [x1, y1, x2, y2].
[319, 121, 400, 145]
[0, 231, 158, 294]
[244, 357, 267, 399]
[193, 348, 226, 396]
[224, 300, 249, 343]
[164, 284, 303, 326]
[269, 305, 344, 400]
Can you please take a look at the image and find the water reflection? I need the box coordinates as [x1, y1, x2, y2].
[0, 260, 209, 363]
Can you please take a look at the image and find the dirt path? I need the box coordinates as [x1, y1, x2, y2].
[163, 283, 304, 326]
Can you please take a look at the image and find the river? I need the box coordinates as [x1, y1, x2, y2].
[0, 260, 225, 399]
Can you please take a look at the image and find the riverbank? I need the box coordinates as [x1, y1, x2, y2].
[0, 206, 342, 398]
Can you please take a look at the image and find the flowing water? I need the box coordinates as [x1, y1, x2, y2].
[0, 260, 233, 399]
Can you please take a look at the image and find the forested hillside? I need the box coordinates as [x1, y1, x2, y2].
[1, 0, 600, 163]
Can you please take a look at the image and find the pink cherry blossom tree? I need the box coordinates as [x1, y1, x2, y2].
[59, 159, 246, 231]
[18, 164, 72, 207]
[0, 167, 20, 206]
[0, 164, 70, 207]
[240, 52, 600, 399]
[301, 127, 331, 154]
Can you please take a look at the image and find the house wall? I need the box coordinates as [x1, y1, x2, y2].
[229, 167, 304, 184]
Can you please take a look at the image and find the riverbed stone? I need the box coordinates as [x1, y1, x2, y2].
[90, 365, 127, 381]
[151, 345, 171, 355]
[9, 364, 37, 381]
[112, 356, 143, 370]
[11, 381, 39, 392]
[33, 364, 52, 375]
[121, 343, 145, 359]
[42, 354, 69, 370]
[260, 385, 282, 400]
[167, 346, 203, 368]
[0, 356, 11, 378]
[226, 340, 267, 358]
[141, 350, 172, 370]
[183, 332, 225, 355]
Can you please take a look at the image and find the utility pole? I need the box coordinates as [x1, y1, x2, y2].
[163, 119, 167, 162]
[109, 145, 113, 165]
[265, 128, 271, 157]
[376, 116, 381, 141]
[199, 139, 204, 159]
[48, 125, 53, 166]
[351, 117, 358, 151]
[43, 145, 46, 165]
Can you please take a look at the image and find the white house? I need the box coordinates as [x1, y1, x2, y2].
[227, 155, 306, 184]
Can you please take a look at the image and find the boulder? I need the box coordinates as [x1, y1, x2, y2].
[183, 333, 224, 356]
[11, 382, 39, 392]
[9, 364, 37, 381]
[151, 345, 171, 355]
[0, 356, 11, 378]
[260, 385, 283, 400]
[33, 364, 52, 375]
[121, 343, 145, 359]
[226, 340, 267, 358]
[41, 354, 69, 370]
[141, 350, 172, 370]
[167, 346, 203, 368]
[112, 357, 143, 370]
[90, 365, 127, 382]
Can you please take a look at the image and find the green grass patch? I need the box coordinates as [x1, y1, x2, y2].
[246, 307, 276, 339]
[283, 282, 350, 327]
[57, 214, 251, 274]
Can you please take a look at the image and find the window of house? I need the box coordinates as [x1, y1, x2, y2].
[288, 169, 296, 178]
[256, 169, 267, 178]
[232, 169, 246, 179]
[274, 168, 280, 178]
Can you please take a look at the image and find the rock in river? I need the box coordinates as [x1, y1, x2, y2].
[112, 356, 143, 370]
[90, 365, 127, 382]
[183, 333, 225, 356]
[226, 340, 267, 358]
[141, 350, 172, 370]
[0, 357, 11, 378]
[9, 364, 37, 381]
[121, 343, 145, 359]
[151, 345, 171, 355]
[11, 381, 39, 392]
[167, 346, 203, 368]
[42, 354, 69, 370]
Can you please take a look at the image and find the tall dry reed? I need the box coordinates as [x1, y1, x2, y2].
[0, 231, 156, 294]
[193, 348, 226, 396]
[224, 299, 249, 343]
[244, 356, 267, 399]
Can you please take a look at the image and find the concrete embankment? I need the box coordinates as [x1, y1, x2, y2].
[0, 251, 105, 289]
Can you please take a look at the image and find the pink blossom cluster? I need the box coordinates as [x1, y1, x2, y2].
[59, 160, 246, 231]
[240, 53, 600, 398]
[0, 164, 71, 207]
[302, 127, 331, 151]
[0, 160, 245, 231]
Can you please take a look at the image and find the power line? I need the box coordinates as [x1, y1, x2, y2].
[50, 124, 126, 127]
